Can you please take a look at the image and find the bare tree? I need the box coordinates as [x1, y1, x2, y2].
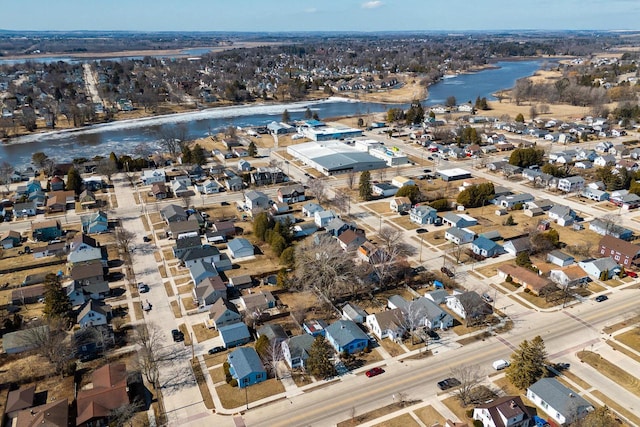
[306, 178, 327, 205]
[181, 193, 193, 209]
[372, 227, 416, 290]
[22, 319, 75, 377]
[294, 234, 358, 301]
[345, 172, 356, 190]
[109, 400, 142, 427]
[157, 125, 188, 159]
[96, 158, 119, 183]
[396, 302, 427, 345]
[0, 161, 13, 194]
[115, 226, 136, 254]
[260, 339, 284, 379]
[132, 323, 185, 388]
[451, 364, 484, 405]
[333, 192, 351, 215]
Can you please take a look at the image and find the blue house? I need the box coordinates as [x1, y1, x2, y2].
[219, 322, 251, 348]
[81, 211, 109, 234]
[189, 259, 219, 285]
[228, 238, 254, 259]
[471, 236, 503, 258]
[325, 319, 369, 355]
[31, 219, 62, 242]
[410, 205, 438, 225]
[227, 347, 267, 388]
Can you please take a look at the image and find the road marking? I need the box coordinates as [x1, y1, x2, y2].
[494, 334, 517, 352]
[548, 337, 601, 360]
[564, 311, 599, 332]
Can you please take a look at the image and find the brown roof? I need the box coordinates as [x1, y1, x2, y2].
[599, 234, 640, 258]
[200, 275, 226, 292]
[15, 398, 68, 427]
[71, 260, 104, 281]
[76, 363, 129, 425]
[6, 385, 35, 414]
[11, 284, 46, 302]
[475, 396, 532, 427]
[371, 308, 403, 331]
[557, 264, 589, 280]
[0, 230, 21, 242]
[392, 196, 411, 205]
[498, 264, 551, 293]
[209, 298, 240, 321]
[338, 229, 364, 246]
[151, 182, 167, 194]
[31, 219, 60, 231]
[72, 233, 98, 249]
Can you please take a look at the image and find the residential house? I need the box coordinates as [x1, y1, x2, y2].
[617, 159, 640, 171]
[390, 196, 412, 213]
[2, 326, 49, 354]
[225, 175, 244, 192]
[557, 176, 585, 193]
[594, 154, 616, 167]
[442, 213, 477, 228]
[227, 347, 267, 388]
[212, 220, 236, 238]
[497, 265, 552, 295]
[172, 235, 202, 259]
[32, 241, 66, 259]
[372, 182, 398, 197]
[445, 227, 476, 245]
[181, 245, 221, 269]
[14, 398, 69, 427]
[277, 184, 306, 203]
[314, 210, 337, 228]
[77, 300, 111, 328]
[425, 289, 449, 305]
[151, 182, 168, 199]
[589, 218, 633, 240]
[303, 319, 328, 337]
[49, 176, 65, 191]
[282, 334, 315, 369]
[497, 193, 535, 209]
[324, 319, 369, 355]
[446, 291, 493, 321]
[66, 281, 87, 307]
[68, 233, 106, 266]
[574, 161, 593, 169]
[365, 308, 405, 340]
[526, 378, 593, 425]
[141, 169, 166, 185]
[293, 222, 319, 238]
[245, 190, 270, 211]
[31, 219, 62, 241]
[78, 189, 97, 209]
[337, 229, 367, 251]
[598, 234, 640, 267]
[473, 395, 533, 427]
[76, 363, 130, 427]
[46, 190, 75, 212]
[5, 385, 36, 419]
[228, 274, 253, 289]
[578, 257, 621, 279]
[189, 258, 219, 285]
[169, 218, 200, 240]
[358, 241, 388, 264]
[410, 205, 438, 225]
[595, 141, 613, 153]
[547, 250, 575, 267]
[302, 202, 323, 217]
[549, 265, 590, 288]
[11, 284, 46, 305]
[391, 176, 415, 188]
[71, 259, 109, 298]
[161, 204, 188, 223]
[0, 230, 21, 249]
[197, 179, 222, 195]
[548, 205, 576, 227]
[228, 238, 254, 258]
[471, 236, 503, 258]
[194, 275, 227, 307]
[257, 324, 288, 343]
[342, 303, 368, 324]
[171, 178, 193, 197]
[581, 187, 609, 201]
[325, 217, 358, 237]
[240, 291, 276, 313]
[81, 211, 109, 234]
[208, 298, 241, 329]
[238, 159, 251, 172]
[13, 201, 37, 218]
[388, 295, 453, 330]
[219, 322, 252, 348]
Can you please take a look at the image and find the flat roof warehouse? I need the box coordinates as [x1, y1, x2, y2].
[437, 168, 473, 181]
[287, 140, 388, 176]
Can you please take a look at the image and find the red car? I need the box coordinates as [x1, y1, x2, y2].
[627, 271, 638, 278]
[365, 367, 384, 377]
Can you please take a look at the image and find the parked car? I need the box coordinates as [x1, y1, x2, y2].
[416, 228, 428, 234]
[365, 367, 385, 377]
[427, 156, 434, 161]
[626, 271, 637, 278]
[138, 282, 149, 293]
[482, 293, 493, 303]
[143, 236, 151, 242]
[172, 329, 184, 342]
[142, 300, 152, 312]
[492, 359, 510, 370]
[208, 346, 225, 355]
[595, 295, 608, 302]
[441, 267, 455, 278]
[437, 378, 460, 391]
[426, 330, 440, 340]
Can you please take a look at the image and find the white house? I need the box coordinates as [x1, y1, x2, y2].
[365, 308, 405, 340]
[244, 190, 270, 211]
[372, 183, 398, 197]
[77, 300, 111, 328]
[198, 179, 223, 194]
[526, 378, 593, 425]
[228, 238, 254, 259]
[578, 257, 621, 279]
[444, 227, 475, 245]
[302, 202, 323, 217]
[141, 169, 166, 185]
[391, 176, 415, 188]
[594, 155, 616, 167]
[445, 291, 492, 320]
[549, 265, 589, 288]
[390, 197, 411, 213]
[473, 396, 533, 427]
[314, 210, 337, 228]
[557, 176, 585, 193]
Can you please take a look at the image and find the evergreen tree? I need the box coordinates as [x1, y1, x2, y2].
[253, 212, 271, 241]
[254, 334, 269, 358]
[509, 148, 544, 168]
[247, 141, 257, 157]
[282, 109, 291, 123]
[191, 144, 206, 165]
[506, 336, 548, 389]
[359, 171, 373, 201]
[307, 335, 337, 379]
[395, 185, 421, 204]
[304, 107, 313, 119]
[65, 166, 83, 195]
[515, 113, 525, 123]
[109, 152, 121, 170]
[456, 183, 494, 208]
[280, 246, 295, 268]
[181, 145, 193, 164]
[43, 274, 72, 324]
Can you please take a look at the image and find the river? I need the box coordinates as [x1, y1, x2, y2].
[0, 60, 544, 169]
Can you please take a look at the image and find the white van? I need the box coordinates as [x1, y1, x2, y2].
[492, 359, 510, 370]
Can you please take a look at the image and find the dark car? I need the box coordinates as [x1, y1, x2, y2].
[441, 267, 455, 278]
[143, 236, 151, 242]
[208, 346, 225, 355]
[365, 367, 385, 377]
[437, 377, 461, 391]
[171, 329, 185, 342]
[416, 228, 428, 234]
[595, 295, 608, 302]
[426, 330, 440, 340]
[423, 169, 431, 173]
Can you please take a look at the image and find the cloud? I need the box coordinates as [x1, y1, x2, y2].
[362, 1, 383, 9]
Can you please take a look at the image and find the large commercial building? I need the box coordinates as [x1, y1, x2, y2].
[437, 168, 473, 182]
[354, 140, 409, 166]
[302, 124, 363, 141]
[287, 140, 388, 176]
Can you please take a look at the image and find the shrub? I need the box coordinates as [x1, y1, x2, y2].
[473, 420, 484, 427]
[505, 274, 513, 283]
[229, 379, 238, 387]
[466, 409, 474, 418]
[524, 287, 531, 293]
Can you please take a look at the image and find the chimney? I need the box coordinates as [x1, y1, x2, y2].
[510, 400, 517, 409]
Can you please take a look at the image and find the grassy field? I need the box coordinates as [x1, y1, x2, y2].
[209, 366, 226, 384]
[413, 405, 445, 426]
[337, 402, 421, 427]
[216, 379, 285, 409]
[192, 360, 215, 409]
[604, 315, 640, 334]
[193, 322, 219, 343]
[372, 413, 419, 427]
[615, 328, 640, 353]
[577, 351, 640, 398]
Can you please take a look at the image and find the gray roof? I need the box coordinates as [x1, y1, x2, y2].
[3, 326, 49, 353]
[228, 347, 265, 379]
[257, 324, 288, 342]
[189, 258, 219, 284]
[325, 319, 368, 347]
[342, 303, 367, 320]
[425, 289, 449, 304]
[528, 378, 592, 418]
[228, 238, 253, 253]
[313, 152, 387, 172]
[504, 236, 531, 253]
[548, 204, 573, 217]
[286, 334, 315, 362]
[548, 250, 574, 262]
[219, 322, 251, 345]
[209, 298, 240, 322]
[161, 204, 187, 222]
[181, 245, 220, 262]
[446, 227, 475, 240]
[175, 235, 202, 250]
[585, 257, 619, 272]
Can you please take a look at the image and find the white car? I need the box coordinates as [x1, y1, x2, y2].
[492, 359, 510, 370]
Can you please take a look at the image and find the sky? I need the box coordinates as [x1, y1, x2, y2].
[2, 0, 639, 32]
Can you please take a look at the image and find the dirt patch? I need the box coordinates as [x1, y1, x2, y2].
[604, 315, 640, 334]
[163, 281, 175, 297]
[216, 378, 285, 409]
[379, 339, 406, 356]
[193, 322, 219, 343]
[476, 260, 517, 278]
[615, 329, 640, 353]
[365, 201, 394, 215]
[132, 302, 143, 321]
[441, 396, 472, 424]
[177, 284, 192, 295]
[192, 360, 215, 410]
[590, 390, 640, 427]
[372, 413, 419, 427]
[178, 324, 192, 346]
[209, 366, 226, 384]
[170, 300, 182, 318]
[203, 351, 229, 368]
[413, 405, 445, 426]
[492, 376, 523, 396]
[337, 401, 422, 427]
[560, 370, 592, 391]
[291, 370, 313, 387]
[577, 350, 640, 398]
[158, 265, 167, 278]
